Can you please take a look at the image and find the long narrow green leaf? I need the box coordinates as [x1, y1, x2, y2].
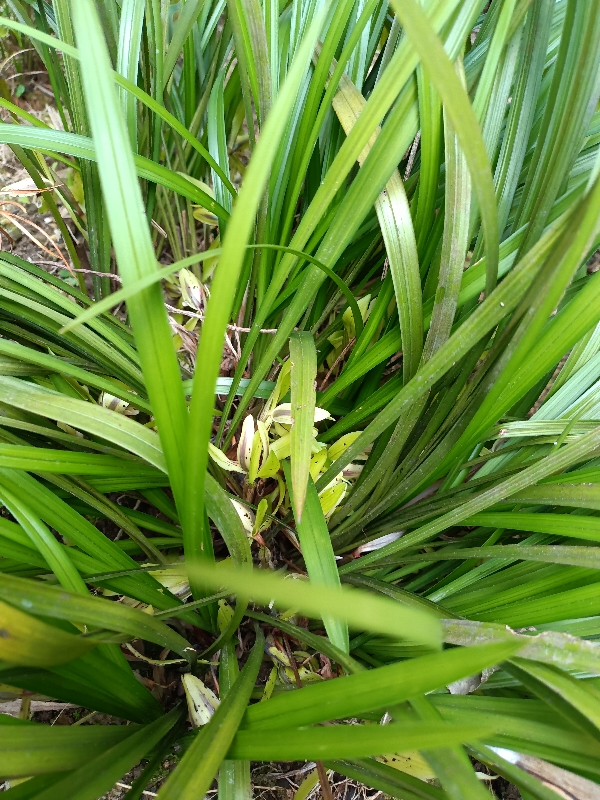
[0, 483, 87, 593]
[289, 332, 317, 519]
[388, 0, 498, 294]
[0, 573, 196, 662]
[243, 641, 518, 731]
[409, 693, 493, 800]
[326, 758, 447, 800]
[0, 339, 150, 413]
[0, 654, 161, 724]
[332, 69, 422, 379]
[208, 72, 233, 218]
[69, 0, 190, 516]
[397, 545, 600, 569]
[182, 8, 327, 595]
[284, 463, 349, 654]
[461, 512, 600, 541]
[507, 658, 600, 740]
[414, 66, 443, 261]
[116, 0, 144, 150]
[0, 445, 161, 478]
[218, 638, 250, 800]
[0, 599, 95, 667]
[0, 378, 165, 470]
[422, 57, 471, 362]
[190, 558, 442, 648]
[162, 0, 206, 86]
[228, 721, 492, 761]
[0, 124, 228, 219]
[34, 711, 181, 800]
[0, 723, 137, 779]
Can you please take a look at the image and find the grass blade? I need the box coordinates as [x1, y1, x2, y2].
[289, 331, 317, 520]
[228, 721, 493, 761]
[332, 69, 422, 380]
[182, 8, 327, 594]
[29, 709, 182, 800]
[0, 723, 138, 779]
[388, 0, 498, 294]
[0, 599, 95, 668]
[284, 464, 349, 654]
[243, 641, 518, 731]
[192, 560, 442, 648]
[0, 573, 196, 662]
[69, 0, 190, 516]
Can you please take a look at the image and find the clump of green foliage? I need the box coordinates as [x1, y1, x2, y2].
[0, 0, 600, 798]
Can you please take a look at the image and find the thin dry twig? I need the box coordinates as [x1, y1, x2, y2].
[6, 70, 48, 80]
[0, 201, 70, 270]
[114, 782, 220, 797]
[165, 303, 278, 334]
[319, 338, 356, 391]
[316, 763, 335, 800]
[269, 763, 318, 779]
[115, 784, 158, 798]
[67, 267, 121, 281]
[0, 48, 35, 71]
[404, 130, 421, 180]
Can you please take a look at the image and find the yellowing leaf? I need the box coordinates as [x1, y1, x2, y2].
[231, 499, 255, 535]
[217, 599, 234, 632]
[290, 333, 318, 521]
[182, 674, 220, 727]
[99, 392, 139, 416]
[319, 480, 348, 519]
[258, 449, 281, 478]
[260, 360, 292, 423]
[237, 415, 255, 472]
[248, 429, 263, 483]
[208, 442, 244, 473]
[328, 432, 363, 463]
[269, 403, 332, 426]
[309, 448, 328, 481]
[377, 751, 437, 781]
[252, 498, 269, 537]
